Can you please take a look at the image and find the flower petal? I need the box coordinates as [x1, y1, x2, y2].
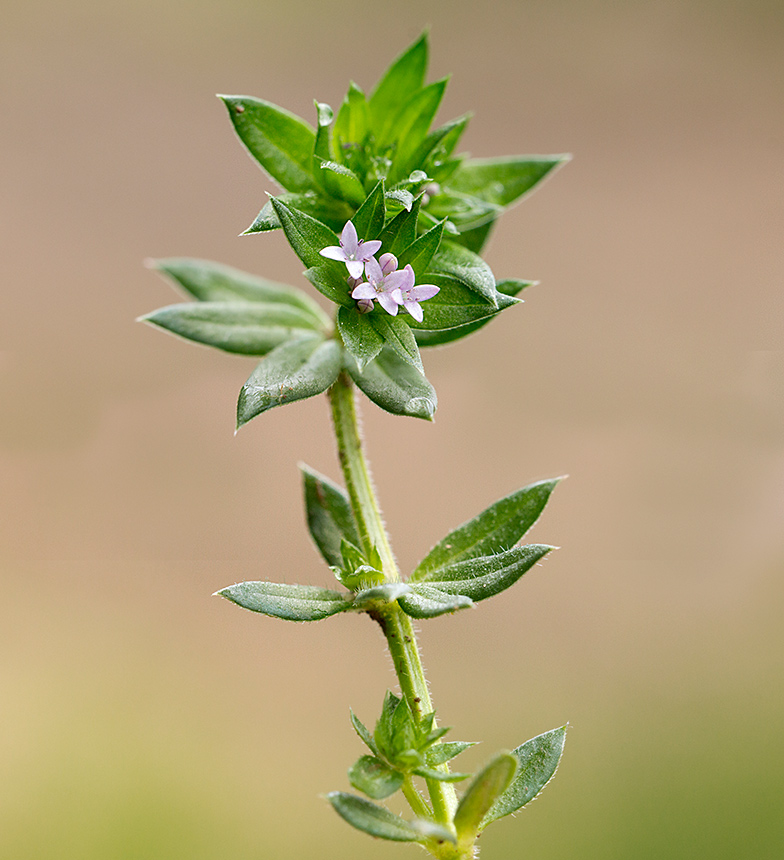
[346, 259, 365, 279]
[378, 292, 400, 315]
[403, 300, 424, 322]
[320, 245, 347, 262]
[364, 256, 383, 284]
[359, 240, 382, 259]
[341, 220, 359, 252]
[351, 283, 377, 300]
[407, 284, 440, 301]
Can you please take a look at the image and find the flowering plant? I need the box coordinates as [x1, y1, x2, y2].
[142, 34, 569, 859]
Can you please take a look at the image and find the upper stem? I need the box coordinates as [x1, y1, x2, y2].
[328, 373, 458, 824]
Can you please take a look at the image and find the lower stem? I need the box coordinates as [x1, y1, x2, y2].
[328, 373, 458, 824]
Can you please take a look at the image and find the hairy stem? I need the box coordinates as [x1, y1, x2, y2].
[328, 373, 458, 824]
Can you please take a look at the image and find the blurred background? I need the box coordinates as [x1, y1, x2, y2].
[2, 0, 782, 857]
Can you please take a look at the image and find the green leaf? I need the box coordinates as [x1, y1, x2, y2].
[352, 180, 386, 240]
[481, 726, 567, 828]
[405, 274, 519, 333]
[453, 752, 517, 845]
[334, 83, 370, 158]
[303, 264, 353, 307]
[418, 544, 554, 602]
[398, 584, 473, 619]
[349, 756, 404, 800]
[350, 709, 380, 757]
[236, 335, 341, 427]
[426, 189, 502, 231]
[397, 219, 445, 279]
[313, 101, 335, 165]
[447, 155, 570, 208]
[389, 79, 449, 182]
[327, 792, 424, 842]
[369, 314, 423, 372]
[300, 464, 360, 568]
[424, 742, 477, 767]
[216, 581, 348, 621]
[220, 96, 317, 193]
[449, 218, 496, 254]
[140, 301, 325, 356]
[318, 160, 367, 207]
[427, 239, 497, 306]
[412, 478, 561, 581]
[384, 188, 414, 212]
[414, 279, 530, 347]
[346, 348, 436, 421]
[269, 198, 338, 268]
[337, 306, 385, 370]
[377, 196, 421, 256]
[413, 766, 470, 783]
[369, 33, 428, 144]
[244, 192, 350, 235]
[417, 115, 471, 177]
[148, 258, 329, 327]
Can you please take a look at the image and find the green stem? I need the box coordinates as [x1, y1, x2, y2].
[328, 373, 458, 825]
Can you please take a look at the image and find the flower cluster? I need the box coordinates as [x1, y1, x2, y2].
[320, 221, 439, 322]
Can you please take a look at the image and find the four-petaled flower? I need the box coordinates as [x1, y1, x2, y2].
[351, 253, 410, 316]
[319, 220, 382, 279]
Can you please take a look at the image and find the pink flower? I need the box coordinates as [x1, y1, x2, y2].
[351, 253, 408, 315]
[319, 221, 382, 279]
[392, 274, 440, 323]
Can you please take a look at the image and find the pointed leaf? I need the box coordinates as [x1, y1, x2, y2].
[301, 464, 360, 568]
[369, 313, 422, 372]
[149, 259, 328, 327]
[352, 180, 386, 240]
[419, 544, 554, 601]
[413, 766, 470, 782]
[318, 160, 366, 207]
[334, 82, 370, 161]
[244, 192, 350, 235]
[398, 584, 473, 619]
[349, 756, 405, 800]
[425, 742, 477, 767]
[389, 79, 449, 182]
[412, 478, 561, 580]
[481, 726, 567, 828]
[140, 301, 324, 356]
[217, 581, 348, 621]
[313, 101, 335, 165]
[220, 96, 317, 193]
[417, 115, 471, 177]
[453, 752, 517, 844]
[414, 279, 530, 347]
[449, 218, 496, 254]
[397, 219, 445, 279]
[350, 709, 380, 756]
[447, 155, 570, 208]
[337, 306, 385, 370]
[370, 33, 428, 143]
[377, 196, 421, 256]
[237, 336, 341, 427]
[327, 792, 423, 842]
[385, 188, 414, 213]
[426, 189, 502, 231]
[270, 198, 338, 268]
[352, 583, 411, 611]
[428, 240, 497, 305]
[346, 348, 436, 421]
[405, 274, 519, 333]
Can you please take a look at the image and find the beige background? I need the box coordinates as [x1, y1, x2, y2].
[2, 1, 782, 857]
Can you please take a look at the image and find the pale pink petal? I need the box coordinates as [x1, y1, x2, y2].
[320, 245, 347, 261]
[346, 259, 365, 279]
[403, 300, 424, 322]
[364, 256, 383, 284]
[379, 253, 398, 276]
[378, 292, 399, 315]
[407, 284, 440, 301]
[383, 268, 414, 292]
[341, 220, 359, 251]
[389, 288, 403, 305]
[351, 283, 376, 300]
[359, 239, 382, 259]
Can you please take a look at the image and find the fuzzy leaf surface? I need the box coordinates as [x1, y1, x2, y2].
[412, 478, 560, 581]
[337, 306, 385, 370]
[301, 464, 360, 568]
[369, 34, 428, 144]
[346, 348, 436, 420]
[369, 314, 423, 372]
[454, 752, 517, 845]
[352, 180, 386, 240]
[427, 240, 497, 305]
[141, 302, 323, 356]
[237, 336, 341, 426]
[327, 793, 423, 842]
[350, 710, 380, 756]
[270, 198, 338, 268]
[425, 742, 477, 767]
[217, 581, 348, 621]
[220, 96, 317, 193]
[420, 545, 553, 601]
[244, 192, 350, 235]
[389, 79, 448, 181]
[398, 584, 473, 618]
[349, 756, 404, 800]
[481, 726, 567, 828]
